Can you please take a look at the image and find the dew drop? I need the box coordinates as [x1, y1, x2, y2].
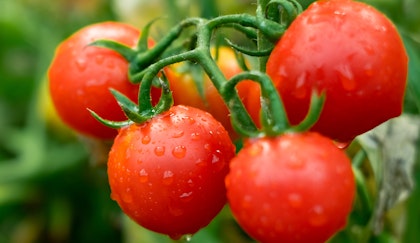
[162, 170, 174, 185]
[195, 158, 207, 167]
[75, 58, 87, 72]
[309, 205, 327, 226]
[154, 146, 165, 156]
[247, 143, 263, 156]
[182, 234, 193, 242]
[179, 191, 193, 202]
[191, 132, 200, 140]
[187, 179, 194, 187]
[336, 64, 356, 91]
[121, 188, 133, 203]
[293, 72, 308, 99]
[211, 150, 221, 164]
[335, 141, 351, 149]
[204, 143, 211, 151]
[172, 130, 184, 138]
[185, 117, 196, 125]
[172, 145, 186, 159]
[288, 193, 303, 208]
[95, 54, 105, 64]
[139, 169, 149, 183]
[211, 150, 225, 171]
[142, 135, 151, 144]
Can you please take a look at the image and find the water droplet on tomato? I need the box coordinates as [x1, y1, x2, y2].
[75, 58, 87, 72]
[190, 132, 200, 140]
[141, 135, 151, 144]
[288, 193, 303, 208]
[179, 191, 193, 202]
[187, 179, 194, 187]
[363, 45, 375, 56]
[154, 146, 165, 156]
[121, 188, 133, 203]
[335, 140, 351, 149]
[336, 64, 356, 91]
[162, 170, 174, 185]
[204, 143, 211, 151]
[139, 169, 149, 183]
[211, 150, 221, 164]
[309, 205, 327, 226]
[247, 143, 263, 156]
[184, 116, 196, 125]
[95, 54, 105, 64]
[195, 158, 207, 167]
[211, 150, 225, 171]
[293, 72, 308, 99]
[182, 234, 193, 242]
[171, 130, 184, 138]
[172, 145, 186, 158]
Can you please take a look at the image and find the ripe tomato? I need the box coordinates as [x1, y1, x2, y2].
[226, 132, 355, 243]
[108, 105, 235, 239]
[266, 0, 408, 142]
[166, 47, 259, 139]
[48, 22, 153, 140]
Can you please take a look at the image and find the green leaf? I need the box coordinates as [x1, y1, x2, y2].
[89, 39, 136, 61]
[88, 109, 132, 129]
[403, 34, 420, 114]
[110, 89, 147, 123]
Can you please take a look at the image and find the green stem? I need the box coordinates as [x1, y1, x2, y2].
[130, 18, 204, 80]
[256, 0, 273, 72]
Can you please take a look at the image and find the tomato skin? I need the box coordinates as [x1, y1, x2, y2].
[166, 47, 259, 139]
[226, 132, 355, 243]
[108, 105, 235, 239]
[48, 22, 149, 140]
[266, 0, 408, 142]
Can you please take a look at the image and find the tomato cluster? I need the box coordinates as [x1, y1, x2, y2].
[47, 0, 407, 242]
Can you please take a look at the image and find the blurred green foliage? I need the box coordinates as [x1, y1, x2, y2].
[0, 0, 419, 242]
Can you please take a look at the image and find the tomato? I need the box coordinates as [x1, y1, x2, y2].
[226, 132, 355, 243]
[107, 105, 235, 239]
[48, 22, 153, 140]
[166, 47, 259, 139]
[266, 0, 408, 142]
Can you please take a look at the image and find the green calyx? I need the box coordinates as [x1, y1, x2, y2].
[89, 0, 322, 138]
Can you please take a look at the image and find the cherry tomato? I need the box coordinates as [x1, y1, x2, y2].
[226, 132, 355, 243]
[266, 0, 408, 142]
[166, 47, 259, 139]
[48, 22, 153, 140]
[108, 105, 235, 239]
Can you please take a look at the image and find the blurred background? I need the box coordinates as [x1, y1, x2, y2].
[0, 0, 419, 242]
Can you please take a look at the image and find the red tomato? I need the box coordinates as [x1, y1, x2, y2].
[108, 105, 235, 239]
[48, 22, 154, 140]
[266, 0, 408, 142]
[166, 47, 259, 139]
[226, 132, 355, 243]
